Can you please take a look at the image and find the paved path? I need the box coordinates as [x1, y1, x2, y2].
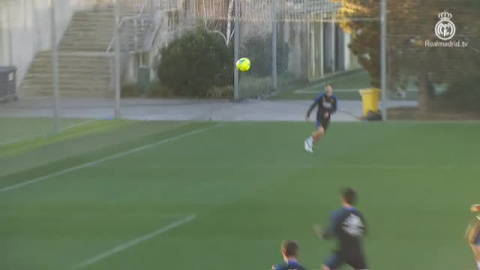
[0, 98, 418, 122]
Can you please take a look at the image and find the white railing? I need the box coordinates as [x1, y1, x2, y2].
[145, 8, 192, 53]
[106, 0, 149, 52]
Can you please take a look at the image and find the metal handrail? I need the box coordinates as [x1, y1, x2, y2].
[106, 0, 149, 52]
[145, 7, 183, 53]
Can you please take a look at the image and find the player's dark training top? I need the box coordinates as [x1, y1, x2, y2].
[273, 260, 306, 270]
[307, 93, 338, 118]
[307, 93, 338, 130]
[323, 206, 368, 268]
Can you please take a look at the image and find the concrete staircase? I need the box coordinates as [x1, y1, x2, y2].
[60, 8, 116, 52]
[23, 51, 112, 97]
[22, 7, 116, 97]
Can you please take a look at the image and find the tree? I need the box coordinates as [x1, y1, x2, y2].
[333, 0, 415, 88]
[157, 28, 233, 97]
[389, 0, 480, 113]
[334, 0, 377, 87]
[334, 0, 480, 114]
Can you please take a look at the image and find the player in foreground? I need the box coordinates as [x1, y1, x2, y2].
[304, 83, 338, 153]
[313, 188, 368, 270]
[272, 240, 306, 270]
[466, 204, 480, 270]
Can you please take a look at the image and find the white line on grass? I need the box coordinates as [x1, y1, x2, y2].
[62, 119, 99, 131]
[0, 120, 97, 146]
[0, 124, 223, 193]
[0, 133, 47, 145]
[73, 214, 197, 269]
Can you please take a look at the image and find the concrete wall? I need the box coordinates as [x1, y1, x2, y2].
[343, 32, 351, 70]
[283, 21, 308, 78]
[0, 0, 98, 88]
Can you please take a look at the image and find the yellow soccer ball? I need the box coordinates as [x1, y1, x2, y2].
[236, 58, 251, 72]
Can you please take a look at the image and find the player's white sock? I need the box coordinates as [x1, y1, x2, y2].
[476, 260, 480, 270]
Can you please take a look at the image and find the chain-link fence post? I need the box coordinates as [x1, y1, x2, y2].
[233, 0, 239, 99]
[114, 0, 121, 119]
[304, 0, 309, 80]
[50, 0, 60, 133]
[380, 0, 388, 120]
[272, 0, 277, 91]
[319, 15, 324, 77]
[331, 20, 335, 73]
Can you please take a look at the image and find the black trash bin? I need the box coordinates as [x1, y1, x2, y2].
[0, 66, 17, 102]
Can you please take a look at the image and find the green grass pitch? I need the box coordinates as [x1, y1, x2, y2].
[0, 117, 90, 145]
[0, 121, 479, 270]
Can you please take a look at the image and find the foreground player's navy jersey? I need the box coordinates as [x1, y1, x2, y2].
[323, 206, 367, 254]
[273, 260, 306, 270]
[307, 93, 338, 118]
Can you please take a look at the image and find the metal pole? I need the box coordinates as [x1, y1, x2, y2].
[305, 0, 310, 79]
[331, 20, 335, 73]
[114, 0, 121, 118]
[50, 0, 60, 133]
[380, 0, 387, 120]
[233, 0, 239, 99]
[320, 17, 324, 77]
[134, 20, 138, 52]
[311, 27, 315, 78]
[272, 0, 277, 91]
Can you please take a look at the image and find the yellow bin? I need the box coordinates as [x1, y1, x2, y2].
[359, 88, 380, 117]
